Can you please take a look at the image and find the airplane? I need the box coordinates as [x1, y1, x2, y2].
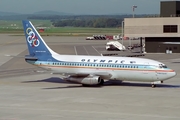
[22, 20, 176, 88]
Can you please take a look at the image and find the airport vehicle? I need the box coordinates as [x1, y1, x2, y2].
[127, 46, 134, 50]
[86, 37, 94, 40]
[22, 20, 176, 88]
[86, 35, 106, 40]
[93, 35, 106, 40]
[106, 41, 126, 51]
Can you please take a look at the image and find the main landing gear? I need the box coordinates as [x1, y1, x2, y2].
[151, 84, 156, 88]
[151, 81, 163, 88]
[98, 79, 104, 85]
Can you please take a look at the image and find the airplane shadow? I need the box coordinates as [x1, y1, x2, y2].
[22, 77, 102, 89]
[43, 85, 103, 89]
[22, 77, 180, 89]
[155, 84, 180, 88]
[22, 77, 76, 84]
[104, 80, 180, 88]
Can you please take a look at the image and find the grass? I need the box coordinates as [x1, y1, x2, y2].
[0, 20, 122, 36]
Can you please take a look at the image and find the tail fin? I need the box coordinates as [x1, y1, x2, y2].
[22, 20, 57, 57]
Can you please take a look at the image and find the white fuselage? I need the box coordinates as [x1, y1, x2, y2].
[27, 54, 176, 82]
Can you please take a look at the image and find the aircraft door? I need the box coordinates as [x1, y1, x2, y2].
[154, 72, 159, 80]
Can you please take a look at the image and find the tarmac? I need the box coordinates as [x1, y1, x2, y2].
[0, 34, 180, 120]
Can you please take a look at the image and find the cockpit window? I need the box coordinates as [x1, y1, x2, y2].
[162, 65, 167, 68]
[159, 64, 167, 68]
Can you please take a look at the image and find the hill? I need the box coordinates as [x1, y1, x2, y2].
[33, 10, 73, 15]
[0, 11, 20, 16]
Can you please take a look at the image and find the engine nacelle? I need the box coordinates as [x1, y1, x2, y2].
[66, 76, 101, 85]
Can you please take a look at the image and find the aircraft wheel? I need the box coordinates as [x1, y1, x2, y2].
[82, 84, 90, 87]
[99, 79, 104, 85]
[151, 84, 156, 88]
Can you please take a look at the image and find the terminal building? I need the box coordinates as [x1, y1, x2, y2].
[124, 1, 180, 53]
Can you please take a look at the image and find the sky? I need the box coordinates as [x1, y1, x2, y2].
[0, 0, 171, 15]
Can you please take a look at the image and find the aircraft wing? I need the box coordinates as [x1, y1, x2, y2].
[52, 72, 112, 79]
[93, 72, 112, 79]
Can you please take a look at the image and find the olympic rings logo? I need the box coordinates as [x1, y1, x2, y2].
[26, 28, 40, 47]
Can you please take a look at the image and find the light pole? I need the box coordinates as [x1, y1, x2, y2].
[121, 21, 124, 46]
[132, 5, 137, 18]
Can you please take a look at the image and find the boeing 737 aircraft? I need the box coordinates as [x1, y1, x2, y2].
[22, 20, 176, 88]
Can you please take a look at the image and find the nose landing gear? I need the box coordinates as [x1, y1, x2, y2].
[151, 81, 163, 88]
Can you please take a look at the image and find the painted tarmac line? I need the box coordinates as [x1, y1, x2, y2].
[92, 46, 101, 55]
[74, 46, 77, 55]
[83, 46, 89, 55]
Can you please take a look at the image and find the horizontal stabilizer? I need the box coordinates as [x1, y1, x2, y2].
[25, 55, 38, 60]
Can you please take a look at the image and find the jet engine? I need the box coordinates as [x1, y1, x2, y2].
[65, 76, 102, 85]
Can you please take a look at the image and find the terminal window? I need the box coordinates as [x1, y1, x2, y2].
[163, 25, 178, 33]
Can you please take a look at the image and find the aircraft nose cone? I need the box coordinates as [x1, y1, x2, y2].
[169, 70, 176, 78]
[172, 71, 177, 77]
